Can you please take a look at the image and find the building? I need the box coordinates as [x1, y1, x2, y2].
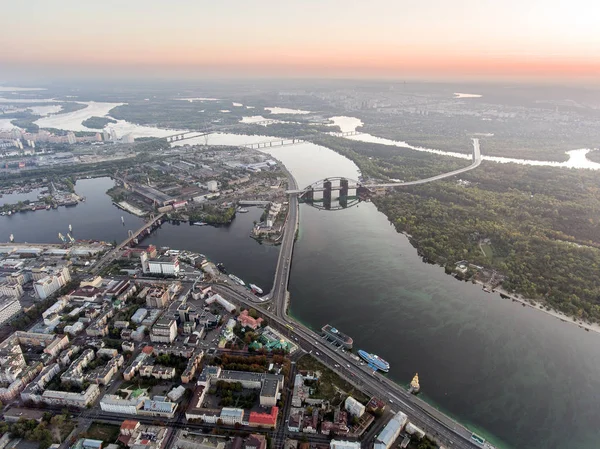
[144, 286, 170, 308]
[237, 310, 263, 330]
[119, 420, 167, 449]
[148, 256, 180, 275]
[288, 408, 303, 432]
[139, 396, 177, 418]
[67, 132, 76, 144]
[207, 180, 219, 192]
[41, 384, 100, 408]
[344, 396, 365, 418]
[330, 441, 361, 449]
[248, 406, 279, 428]
[217, 370, 283, 407]
[33, 266, 71, 299]
[218, 407, 244, 425]
[0, 281, 23, 298]
[244, 434, 267, 449]
[0, 297, 20, 326]
[81, 439, 103, 449]
[3, 407, 47, 423]
[100, 394, 146, 415]
[205, 294, 236, 313]
[131, 308, 148, 323]
[139, 364, 176, 380]
[181, 351, 204, 383]
[168, 385, 186, 402]
[321, 410, 349, 436]
[20, 363, 61, 403]
[150, 318, 177, 343]
[374, 412, 408, 449]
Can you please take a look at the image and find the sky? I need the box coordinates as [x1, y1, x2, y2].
[1, 0, 600, 82]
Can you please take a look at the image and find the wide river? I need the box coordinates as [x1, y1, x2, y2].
[1, 109, 599, 448]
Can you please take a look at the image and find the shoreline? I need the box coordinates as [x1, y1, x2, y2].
[473, 279, 600, 335]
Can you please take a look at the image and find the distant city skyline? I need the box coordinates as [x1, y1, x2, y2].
[1, 0, 599, 82]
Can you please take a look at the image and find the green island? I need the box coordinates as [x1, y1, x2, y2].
[317, 135, 600, 322]
[586, 150, 600, 164]
[81, 116, 117, 129]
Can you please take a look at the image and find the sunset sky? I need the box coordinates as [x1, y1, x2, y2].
[2, 0, 599, 82]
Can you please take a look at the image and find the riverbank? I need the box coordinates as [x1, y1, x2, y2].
[474, 280, 600, 335]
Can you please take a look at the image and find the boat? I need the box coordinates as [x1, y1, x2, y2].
[217, 263, 227, 274]
[228, 274, 245, 286]
[358, 350, 390, 372]
[249, 284, 263, 295]
[193, 222, 208, 226]
[409, 373, 420, 394]
[322, 324, 353, 349]
[237, 208, 249, 213]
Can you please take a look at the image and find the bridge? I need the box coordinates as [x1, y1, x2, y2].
[287, 138, 482, 207]
[164, 118, 302, 143]
[90, 213, 165, 275]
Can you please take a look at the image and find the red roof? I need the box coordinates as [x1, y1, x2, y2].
[249, 406, 278, 426]
[142, 345, 154, 354]
[121, 420, 139, 430]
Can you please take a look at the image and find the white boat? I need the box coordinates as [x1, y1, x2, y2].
[250, 284, 263, 294]
[228, 274, 245, 286]
[193, 222, 208, 226]
[237, 208, 249, 213]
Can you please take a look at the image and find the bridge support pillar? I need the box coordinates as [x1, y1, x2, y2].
[340, 178, 349, 198]
[323, 180, 332, 210]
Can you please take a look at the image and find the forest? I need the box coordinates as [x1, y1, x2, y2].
[321, 135, 600, 322]
[81, 116, 116, 129]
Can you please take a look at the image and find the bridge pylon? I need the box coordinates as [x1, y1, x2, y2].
[340, 178, 349, 198]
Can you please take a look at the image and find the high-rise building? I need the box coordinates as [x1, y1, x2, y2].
[67, 132, 76, 144]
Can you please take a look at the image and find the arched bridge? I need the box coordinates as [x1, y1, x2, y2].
[288, 138, 482, 209]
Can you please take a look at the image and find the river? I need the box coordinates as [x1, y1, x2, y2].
[251, 142, 600, 449]
[2, 100, 600, 448]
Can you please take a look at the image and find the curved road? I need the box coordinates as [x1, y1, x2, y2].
[370, 138, 481, 188]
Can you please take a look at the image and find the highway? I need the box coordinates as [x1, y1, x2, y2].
[216, 284, 483, 449]
[213, 139, 488, 449]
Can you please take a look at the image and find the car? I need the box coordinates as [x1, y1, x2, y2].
[346, 364, 350, 368]
[315, 352, 320, 356]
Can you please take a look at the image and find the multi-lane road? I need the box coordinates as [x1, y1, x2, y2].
[220, 140, 488, 448]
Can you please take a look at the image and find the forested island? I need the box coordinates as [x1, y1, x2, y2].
[319, 135, 600, 322]
[81, 116, 117, 129]
[587, 150, 600, 164]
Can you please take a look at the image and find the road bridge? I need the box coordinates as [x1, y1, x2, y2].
[286, 138, 482, 198]
[90, 212, 165, 275]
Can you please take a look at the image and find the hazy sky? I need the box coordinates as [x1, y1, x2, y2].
[2, 0, 599, 81]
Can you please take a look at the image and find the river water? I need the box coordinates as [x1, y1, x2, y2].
[2, 99, 600, 448]
[252, 142, 600, 449]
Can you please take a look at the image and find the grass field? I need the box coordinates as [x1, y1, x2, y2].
[84, 423, 120, 443]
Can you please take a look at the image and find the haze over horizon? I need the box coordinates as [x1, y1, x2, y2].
[1, 0, 600, 83]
